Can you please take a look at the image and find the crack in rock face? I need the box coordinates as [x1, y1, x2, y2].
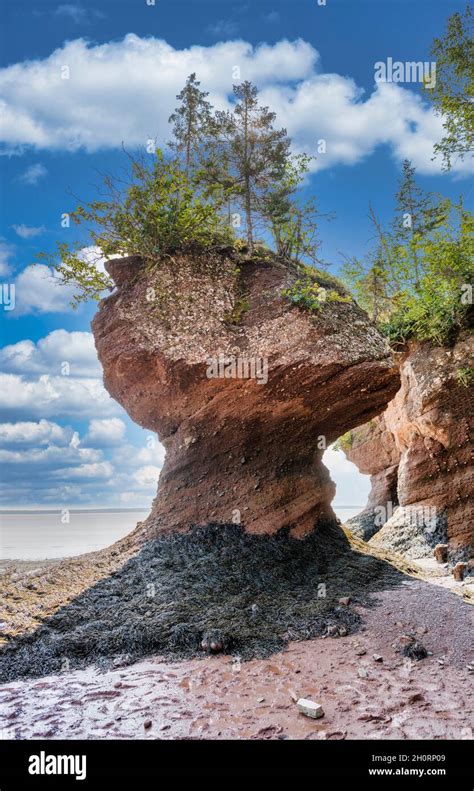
[342, 335, 474, 561]
[92, 251, 400, 540]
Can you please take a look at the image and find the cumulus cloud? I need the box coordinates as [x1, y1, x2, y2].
[0, 239, 15, 276]
[0, 417, 163, 507]
[0, 373, 116, 419]
[84, 418, 126, 448]
[12, 264, 76, 315]
[0, 328, 114, 421]
[19, 163, 48, 184]
[7, 247, 111, 316]
[0, 35, 470, 174]
[12, 224, 45, 239]
[0, 419, 75, 448]
[134, 465, 162, 488]
[112, 439, 165, 469]
[52, 461, 113, 479]
[0, 329, 102, 378]
[0, 443, 99, 467]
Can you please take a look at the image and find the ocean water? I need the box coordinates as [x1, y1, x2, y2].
[0, 504, 363, 562]
[0, 510, 148, 560]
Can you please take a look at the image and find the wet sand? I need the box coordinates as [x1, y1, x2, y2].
[1, 579, 472, 741]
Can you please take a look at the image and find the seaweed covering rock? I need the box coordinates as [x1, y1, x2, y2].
[0, 523, 403, 682]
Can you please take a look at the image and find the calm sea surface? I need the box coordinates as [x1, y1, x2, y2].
[0, 505, 362, 561]
[0, 510, 148, 560]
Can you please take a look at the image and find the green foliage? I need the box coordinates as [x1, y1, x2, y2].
[205, 81, 292, 252]
[392, 160, 450, 290]
[379, 200, 473, 345]
[342, 250, 393, 324]
[282, 274, 351, 313]
[333, 432, 354, 452]
[41, 150, 234, 305]
[456, 366, 474, 387]
[44, 76, 329, 306]
[224, 296, 251, 325]
[262, 153, 325, 265]
[168, 73, 212, 175]
[342, 159, 474, 346]
[38, 244, 114, 309]
[426, 4, 474, 170]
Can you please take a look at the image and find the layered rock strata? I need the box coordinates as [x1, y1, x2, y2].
[92, 251, 400, 540]
[344, 335, 473, 560]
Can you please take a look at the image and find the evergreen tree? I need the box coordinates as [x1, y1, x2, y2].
[342, 248, 392, 323]
[392, 160, 448, 290]
[211, 81, 291, 252]
[262, 153, 323, 263]
[168, 73, 213, 175]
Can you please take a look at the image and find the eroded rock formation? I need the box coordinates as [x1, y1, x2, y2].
[92, 250, 399, 539]
[344, 334, 473, 561]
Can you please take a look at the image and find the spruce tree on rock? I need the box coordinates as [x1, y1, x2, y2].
[168, 73, 213, 176]
[212, 81, 291, 252]
[393, 160, 448, 290]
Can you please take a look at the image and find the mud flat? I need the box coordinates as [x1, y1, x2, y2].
[0, 528, 472, 741]
[1, 577, 472, 741]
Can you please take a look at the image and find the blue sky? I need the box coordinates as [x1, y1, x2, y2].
[0, 0, 472, 510]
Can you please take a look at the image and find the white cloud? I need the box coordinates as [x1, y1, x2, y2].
[8, 247, 112, 316]
[12, 264, 76, 315]
[84, 418, 126, 447]
[0, 443, 100, 466]
[12, 224, 45, 239]
[112, 440, 165, 468]
[134, 465, 162, 488]
[19, 163, 48, 184]
[0, 330, 115, 422]
[52, 461, 113, 479]
[54, 4, 104, 24]
[0, 419, 74, 447]
[0, 355, 164, 507]
[0, 35, 470, 174]
[0, 239, 15, 276]
[0, 329, 101, 378]
[0, 37, 315, 151]
[0, 373, 117, 419]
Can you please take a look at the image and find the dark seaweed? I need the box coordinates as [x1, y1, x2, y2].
[0, 521, 403, 682]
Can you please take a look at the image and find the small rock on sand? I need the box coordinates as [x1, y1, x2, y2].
[297, 698, 324, 719]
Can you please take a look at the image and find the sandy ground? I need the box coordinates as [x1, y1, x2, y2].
[1, 578, 472, 741]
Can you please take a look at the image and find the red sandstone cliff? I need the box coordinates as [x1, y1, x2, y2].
[92, 250, 399, 539]
[344, 334, 473, 560]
